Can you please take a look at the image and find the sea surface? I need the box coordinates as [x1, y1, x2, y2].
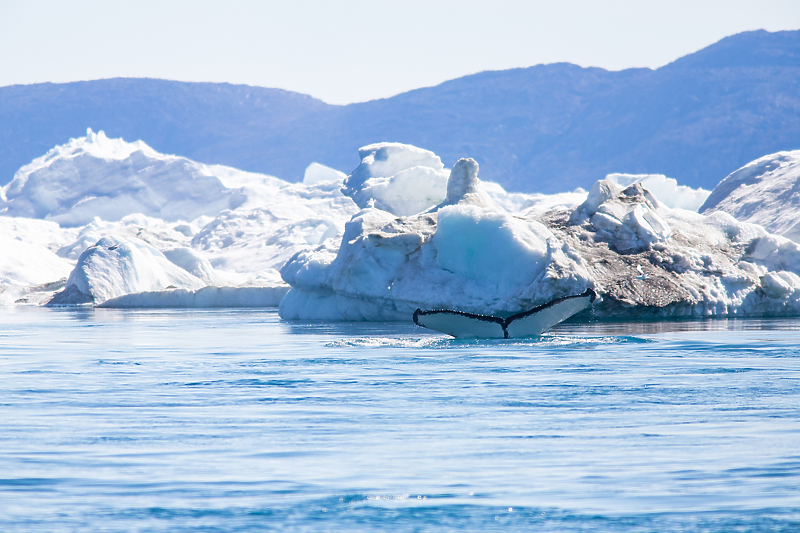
[2, 307, 800, 532]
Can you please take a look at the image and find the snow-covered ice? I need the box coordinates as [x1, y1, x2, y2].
[49, 236, 206, 305]
[1, 129, 238, 226]
[303, 162, 347, 185]
[188, 178, 357, 285]
[0, 131, 363, 306]
[3, 132, 800, 321]
[279, 158, 593, 320]
[549, 189, 800, 317]
[281, 156, 800, 321]
[0, 216, 75, 305]
[98, 285, 289, 308]
[606, 173, 710, 212]
[700, 150, 800, 242]
[569, 180, 672, 253]
[341, 143, 450, 216]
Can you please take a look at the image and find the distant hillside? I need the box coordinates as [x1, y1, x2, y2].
[2, 29, 799, 193]
[0, 79, 331, 186]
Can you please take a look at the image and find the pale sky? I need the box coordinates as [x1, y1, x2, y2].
[2, 0, 799, 105]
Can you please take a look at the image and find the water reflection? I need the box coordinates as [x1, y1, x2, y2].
[557, 316, 800, 335]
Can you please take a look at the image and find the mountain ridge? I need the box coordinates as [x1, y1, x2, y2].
[2, 29, 799, 193]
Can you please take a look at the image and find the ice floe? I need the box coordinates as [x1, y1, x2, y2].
[98, 285, 289, 308]
[700, 150, 800, 242]
[303, 162, 347, 185]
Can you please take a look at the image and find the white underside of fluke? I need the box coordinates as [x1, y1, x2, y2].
[412, 289, 596, 339]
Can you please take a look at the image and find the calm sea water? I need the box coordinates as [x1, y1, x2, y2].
[1, 307, 800, 532]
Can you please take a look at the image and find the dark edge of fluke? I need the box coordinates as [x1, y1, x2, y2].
[412, 288, 597, 338]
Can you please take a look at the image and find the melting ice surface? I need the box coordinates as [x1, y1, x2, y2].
[2, 307, 800, 531]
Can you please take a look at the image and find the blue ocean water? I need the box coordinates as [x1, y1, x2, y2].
[1, 308, 800, 532]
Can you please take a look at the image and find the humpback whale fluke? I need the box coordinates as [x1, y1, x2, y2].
[412, 289, 597, 339]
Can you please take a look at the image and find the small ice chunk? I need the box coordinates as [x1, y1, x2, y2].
[341, 143, 450, 216]
[303, 162, 347, 185]
[575, 180, 672, 252]
[607, 173, 710, 211]
[48, 236, 204, 305]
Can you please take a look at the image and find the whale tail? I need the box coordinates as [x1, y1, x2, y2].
[413, 289, 596, 339]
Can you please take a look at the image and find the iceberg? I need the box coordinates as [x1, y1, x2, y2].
[0, 217, 74, 288]
[280, 158, 594, 321]
[0, 129, 243, 226]
[189, 178, 358, 284]
[0, 216, 75, 305]
[4, 133, 800, 322]
[47, 235, 205, 305]
[552, 180, 800, 318]
[55, 214, 197, 261]
[341, 143, 450, 216]
[700, 150, 800, 242]
[282, 150, 800, 322]
[1, 132, 362, 306]
[303, 162, 347, 185]
[606, 173, 710, 212]
[569, 180, 672, 254]
[98, 285, 289, 308]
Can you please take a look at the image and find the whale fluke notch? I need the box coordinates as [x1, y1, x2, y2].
[412, 289, 597, 339]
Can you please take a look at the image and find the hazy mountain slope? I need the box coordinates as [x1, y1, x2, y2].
[306, 64, 649, 192]
[0, 79, 331, 185]
[2, 29, 799, 192]
[318, 29, 800, 192]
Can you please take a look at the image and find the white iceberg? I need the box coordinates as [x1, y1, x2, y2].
[0, 216, 75, 305]
[0, 237, 70, 288]
[98, 285, 289, 308]
[188, 179, 359, 285]
[161, 247, 218, 283]
[0, 236, 71, 305]
[700, 150, 800, 242]
[303, 162, 347, 185]
[282, 151, 800, 321]
[606, 173, 710, 212]
[341, 143, 450, 217]
[5, 134, 800, 321]
[55, 214, 197, 260]
[280, 158, 593, 321]
[483, 181, 588, 215]
[48, 235, 205, 305]
[555, 179, 800, 318]
[0, 132, 363, 305]
[0, 129, 248, 226]
[570, 180, 672, 253]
